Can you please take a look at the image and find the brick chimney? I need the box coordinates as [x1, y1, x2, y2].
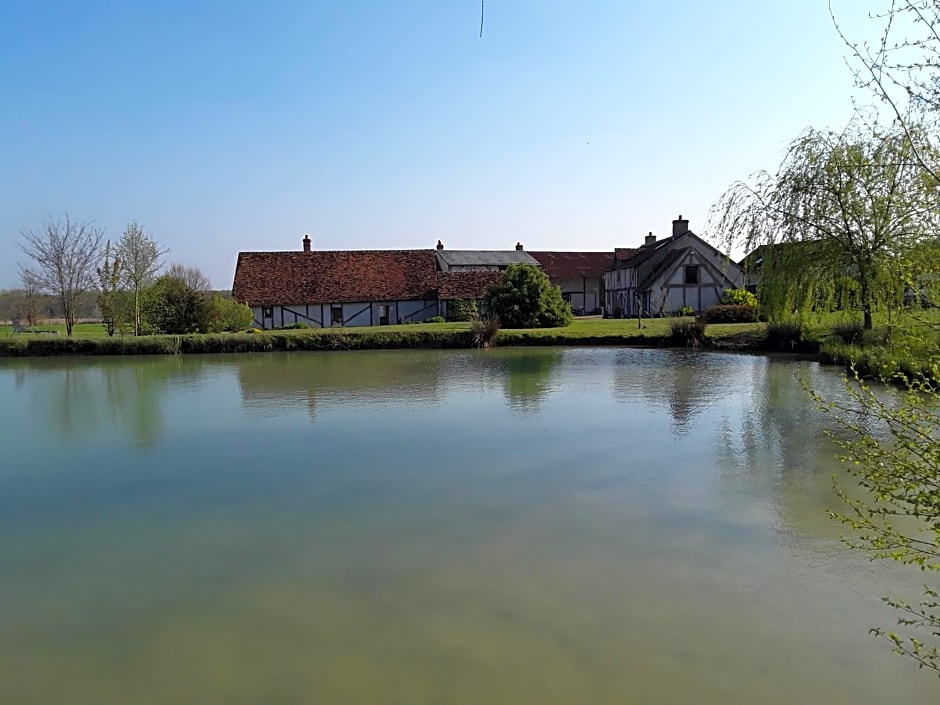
[436, 240, 444, 250]
[515, 242, 524, 251]
[302, 234, 311, 252]
[644, 231, 657, 247]
[672, 215, 689, 237]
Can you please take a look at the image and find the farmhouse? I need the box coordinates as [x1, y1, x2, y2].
[232, 216, 743, 328]
[232, 239, 440, 329]
[233, 235, 625, 329]
[604, 216, 744, 318]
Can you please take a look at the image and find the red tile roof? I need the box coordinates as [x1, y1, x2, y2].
[437, 271, 503, 300]
[232, 250, 438, 305]
[528, 251, 615, 278]
[614, 247, 641, 264]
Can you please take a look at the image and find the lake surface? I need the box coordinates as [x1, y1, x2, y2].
[0, 348, 936, 704]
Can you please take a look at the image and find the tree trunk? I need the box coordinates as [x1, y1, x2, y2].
[859, 271, 873, 330]
[63, 297, 74, 337]
[134, 284, 140, 336]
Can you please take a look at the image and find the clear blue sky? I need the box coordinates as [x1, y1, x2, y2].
[0, 0, 876, 288]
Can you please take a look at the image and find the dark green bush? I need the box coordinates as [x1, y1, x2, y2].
[676, 306, 695, 317]
[425, 316, 446, 324]
[141, 276, 208, 334]
[484, 264, 572, 328]
[701, 305, 760, 323]
[448, 299, 479, 322]
[280, 322, 310, 330]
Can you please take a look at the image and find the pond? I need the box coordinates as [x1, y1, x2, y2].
[0, 348, 935, 704]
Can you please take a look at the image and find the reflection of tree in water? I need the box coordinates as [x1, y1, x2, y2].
[612, 349, 738, 434]
[714, 359, 851, 541]
[11, 357, 207, 450]
[716, 360, 835, 477]
[101, 358, 207, 449]
[236, 351, 446, 422]
[494, 349, 563, 415]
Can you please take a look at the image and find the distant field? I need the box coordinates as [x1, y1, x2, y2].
[0, 322, 109, 338]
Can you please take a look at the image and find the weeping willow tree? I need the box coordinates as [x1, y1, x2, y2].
[710, 120, 940, 329]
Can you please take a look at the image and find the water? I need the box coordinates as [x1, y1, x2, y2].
[0, 348, 936, 704]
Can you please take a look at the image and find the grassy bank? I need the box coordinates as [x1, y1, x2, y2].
[803, 311, 940, 382]
[16, 316, 935, 370]
[0, 318, 767, 357]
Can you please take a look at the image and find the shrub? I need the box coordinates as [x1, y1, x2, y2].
[470, 316, 500, 349]
[831, 319, 864, 344]
[701, 304, 760, 323]
[206, 296, 255, 332]
[280, 322, 310, 330]
[425, 316, 446, 324]
[722, 288, 759, 307]
[141, 276, 208, 334]
[765, 320, 805, 351]
[484, 264, 573, 328]
[448, 299, 479, 322]
[676, 306, 695, 317]
[669, 318, 707, 345]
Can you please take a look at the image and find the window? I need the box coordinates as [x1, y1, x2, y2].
[377, 304, 389, 326]
[331, 305, 343, 325]
[562, 292, 573, 303]
[262, 306, 273, 318]
[684, 266, 700, 285]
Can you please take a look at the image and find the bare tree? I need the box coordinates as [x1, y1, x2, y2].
[165, 262, 212, 292]
[19, 215, 104, 336]
[18, 267, 42, 326]
[831, 0, 940, 183]
[117, 221, 168, 336]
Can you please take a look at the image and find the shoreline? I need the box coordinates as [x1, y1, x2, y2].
[0, 326, 822, 361]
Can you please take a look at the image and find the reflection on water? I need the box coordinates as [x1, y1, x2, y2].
[236, 351, 447, 421]
[3, 357, 209, 450]
[492, 349, 563, 414]
[0, 348, 937, 704]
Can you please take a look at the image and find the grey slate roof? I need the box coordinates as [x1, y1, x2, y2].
[435, 250, 540, 269]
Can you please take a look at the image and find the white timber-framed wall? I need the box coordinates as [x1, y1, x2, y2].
[251, 299, 440, 329]
[552, 276, 603, 315]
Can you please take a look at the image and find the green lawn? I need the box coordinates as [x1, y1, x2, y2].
[273, 317, 763, 340]
[0, 322, 110, 338]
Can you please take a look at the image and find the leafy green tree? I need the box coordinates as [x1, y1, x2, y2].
[117, 222, 168, 336]
[205, 295, 253, 332]
[710, 120, 940, 329]
[96, 242, 127, 337]
[141, 276, 207, 334]
[484, 264, 573, 328]
[810, 375, 940, 675]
